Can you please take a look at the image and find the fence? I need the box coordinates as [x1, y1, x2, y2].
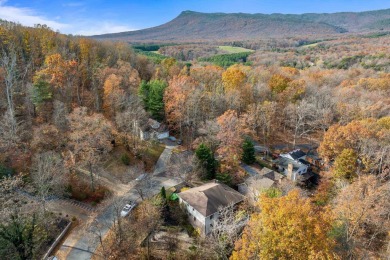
[42, 221, 72, 260]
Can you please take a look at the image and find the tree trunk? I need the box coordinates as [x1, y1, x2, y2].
[89, 162, 95, 192]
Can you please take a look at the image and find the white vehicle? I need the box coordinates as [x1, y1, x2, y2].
[120, 201, 137, 217]
[136, 173, 147, 181]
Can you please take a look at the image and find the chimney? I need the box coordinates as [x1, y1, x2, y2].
[287, 163, 296, 182]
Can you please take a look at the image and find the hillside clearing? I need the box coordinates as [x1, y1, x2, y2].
[218, 45, 254, 53]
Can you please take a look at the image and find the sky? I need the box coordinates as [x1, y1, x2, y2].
[1, 0, 390, 36]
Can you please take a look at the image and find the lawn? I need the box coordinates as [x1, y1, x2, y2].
[300, 42, 319, 48]
[103, 142, 165, 181]
[218, 45, 254, 54]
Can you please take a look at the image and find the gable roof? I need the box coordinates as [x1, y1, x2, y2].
[178, 182, 244, 217]
[246, 177, 274, 190]
[263, 170, 285, 181]
[258, 167, 275, 176]
[287, 149, 306, 160]
[140, 118, 168, 133]
[273, 157, 307, 172]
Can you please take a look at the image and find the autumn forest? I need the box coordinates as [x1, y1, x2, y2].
[0, 11, 389, 260]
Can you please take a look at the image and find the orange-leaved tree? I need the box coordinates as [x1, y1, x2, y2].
[216, 110, 250, 182]
[231, 190, 338, 260]
[164, 75, 197, 133]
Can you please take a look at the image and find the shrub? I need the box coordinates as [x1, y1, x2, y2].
[0, 164, 14, 179]
[121, 153, 130, 165]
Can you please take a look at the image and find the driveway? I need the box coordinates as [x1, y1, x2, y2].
[57, 141, 180, 260]
[153, 142, 177, 176]
[60, 176, 181, 260]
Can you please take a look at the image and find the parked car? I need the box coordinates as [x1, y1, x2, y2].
[168, 136, 177, 142]
[176, 139, 182, 145]
[135, 173, 147, 181]
[120, 201, 137, 217]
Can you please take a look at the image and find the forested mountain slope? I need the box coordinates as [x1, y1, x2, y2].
[92, 9, 390, 42]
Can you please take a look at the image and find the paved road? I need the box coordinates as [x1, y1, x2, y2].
[61, 176, 181, 260]
[59, 142, 180, 260]
[153, 144, 176, 176]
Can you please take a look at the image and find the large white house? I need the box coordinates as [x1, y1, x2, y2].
[178, 181, 244, 235]
[274, 149, 311, 181]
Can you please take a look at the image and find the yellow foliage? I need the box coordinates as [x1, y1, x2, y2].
[319, 118, 385, 162]
[280, 66, 300, 76]
[231, 190, 338, 260]
[268, 74, 292, 94]
[222, 65, 247, 91]
[357, 74, 390, 90]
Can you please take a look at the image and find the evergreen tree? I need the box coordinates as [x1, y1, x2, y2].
[195, 143, 217, 180]
[160, 186, 169, 221]
[138, 80, 150, 110]
[138, 80, 167, 120]
[32, 79, 52, 107]
[160, 186, 167, 201]
[241, 138, 256, 164]
[216, 173, 232, 186]
[0, 213, 38, 260]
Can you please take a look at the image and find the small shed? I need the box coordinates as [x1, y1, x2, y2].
[138, 119, 169, 141]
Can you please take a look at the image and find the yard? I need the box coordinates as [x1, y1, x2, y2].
[103, 141, 165, 183]
[218, 45, 254, 54]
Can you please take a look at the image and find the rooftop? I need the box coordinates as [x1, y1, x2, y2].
[263, 170, 285, 181]
[281, 149, 306, 160]
[178, 182, 244, 217]
[258, 167, 275, 176]
[273, 156, 305, 171]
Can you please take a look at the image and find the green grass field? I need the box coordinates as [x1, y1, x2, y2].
[218, 45, 254, 54]
[300, 42, 320, 48]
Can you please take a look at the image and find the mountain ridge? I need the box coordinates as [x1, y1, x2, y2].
[91, 9, 390, 42]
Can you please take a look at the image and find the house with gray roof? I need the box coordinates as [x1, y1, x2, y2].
[238, 167, 284, 203]
[178, 181, 244, 235]
[280, 149, 307, 161]
[260, 167, 285, 184]
[274, 149, 313, 182]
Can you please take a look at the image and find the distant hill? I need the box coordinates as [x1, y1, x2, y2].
[91, 9, 390, 42]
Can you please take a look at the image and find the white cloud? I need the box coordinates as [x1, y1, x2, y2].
[73, 22, 136, 36]
[0, 1, 68, 30]
[0, 1, 136, 36]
